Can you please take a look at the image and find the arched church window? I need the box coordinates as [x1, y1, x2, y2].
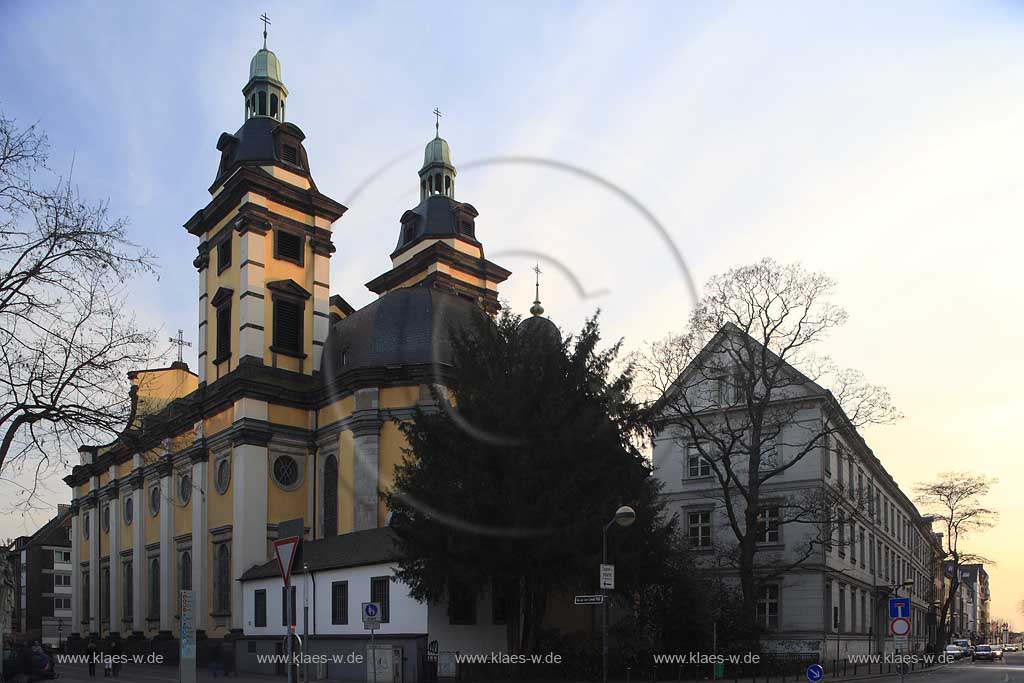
[323, 454, 338, 537]
[101, 566, 110, 621]
[435, 174, 442, 194]
[102, 504, 110, 533]
[445, 176, 451, 196]
[215, 544, 231, 613]
[180, 551, 192, 592]
[270, 94, 279, 119]
[258, 91, 267, 116]
[149, 557, 160, 619]
[83, 513, 90, 539]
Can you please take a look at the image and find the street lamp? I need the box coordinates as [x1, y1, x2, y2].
[602, 505, 636, 683]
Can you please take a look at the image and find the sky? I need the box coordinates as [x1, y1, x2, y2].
[1, 0, 1022, 626]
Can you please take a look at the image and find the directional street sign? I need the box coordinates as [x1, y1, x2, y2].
[806, 664, 824, 682]
[362, 601, 382, 630]
[575, 595, 605, 605]
[888, 597, 910, 619]
[600, 564, 615, 590]
[273, 536, 301, 587]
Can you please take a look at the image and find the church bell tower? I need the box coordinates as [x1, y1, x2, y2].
[184, 28, 346, 386]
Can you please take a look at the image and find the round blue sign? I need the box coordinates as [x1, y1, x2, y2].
[806, 664, 824, 682]
[364, 603, 379, 617]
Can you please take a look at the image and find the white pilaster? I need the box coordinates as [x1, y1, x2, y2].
[238, 230, 267, 361]
[108, 467, 122, 635]
[197, 264, 208, 385]
[131, 456, 145, 634]
[191, 456, 208, 633]
[88, 483, 100, 635]
[70, 511, 81, 637]
[312, 253, 331, 370]
[231, 443, 268, 631]
[158, 471, 174, 633]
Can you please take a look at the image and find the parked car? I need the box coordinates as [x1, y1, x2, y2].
[992, 646, 1004, 660]
[1005, 644, 1019, 652]
[2, 643, 57, 681]
[953, 639, 975, 657]
[945, 644, 964, 660]
[973, 645, 996, 662]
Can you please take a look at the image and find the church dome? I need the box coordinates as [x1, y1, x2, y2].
[321, 288, 487, 382]
[423, 136, 452, 167]
[250, 48, 283, 84]
[517, 314, 561, 347]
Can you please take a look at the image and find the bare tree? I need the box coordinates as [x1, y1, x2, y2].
[914, 472, 996, 646]
[633, 259, 899, 640]
[0, 110, 159, 507]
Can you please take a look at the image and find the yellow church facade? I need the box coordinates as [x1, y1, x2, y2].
[63, 34, 509, 645]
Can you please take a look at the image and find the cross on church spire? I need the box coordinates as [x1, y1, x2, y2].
[169, 329, 192, 363]
[530, 263, 545, 316]
[433, 107, 442, 137]
[260, 12, 271, 48]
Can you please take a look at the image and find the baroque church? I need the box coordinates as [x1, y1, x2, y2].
[62, 31, 526, 648]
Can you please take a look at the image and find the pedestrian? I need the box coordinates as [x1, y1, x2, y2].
[110, 638, 122, 677]
[104, 651, 113, 677]
[86, 638, 98, 677]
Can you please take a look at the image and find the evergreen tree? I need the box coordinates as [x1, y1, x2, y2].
[386, 308, 675, 656]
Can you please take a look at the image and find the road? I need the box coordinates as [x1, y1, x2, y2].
[50, 650, 1024, 683]
[901, 651, 1024, 683]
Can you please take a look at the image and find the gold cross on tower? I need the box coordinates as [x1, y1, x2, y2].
[433, 107, 442, 137]
[260, 12, 271, 47]
[169, 329, 192, 364]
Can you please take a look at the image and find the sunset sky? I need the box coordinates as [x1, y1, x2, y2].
[2, 1, 1022, 625]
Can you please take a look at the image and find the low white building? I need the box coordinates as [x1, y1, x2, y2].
[237, 527, 508, 681]
[652, 324, 941, 660]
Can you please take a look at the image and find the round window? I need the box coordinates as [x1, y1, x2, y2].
[149, 485, 160, 516]
[102, 504, 110, 532]
[179, 474, 192, 505]
[123, 497, 133, 525]
[215, 458, 231, 494]
[273, 456, 299, 488]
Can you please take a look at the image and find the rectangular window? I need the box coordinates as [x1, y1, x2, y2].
[756, 507, 780, 543]
[847, 462, 855, 498]
[687, 447, 711, 478]
[849, 522, 856, 564]
[331, 582, 348, 625]
[217, 236, 231, 272]
[54, 550, 71, 563]
[687, 511, 712, 548]
[54, 573, 71, 586]
[491, 579, 508, 625]
[275, 230, 303, 264]
[254, 589, 267, 627]
[756, 585, 779, 628]
[273, 299, 303, 354]
[371, 576, 390, 623]
[837, 510, 846, 556]
[54, 597, 71, 610]
[448, 581, 476, 625]
[281, 586, 296, 627]
[216, 305, 231, 360]
[838, 585, 846, 633]
[859, 528, 866, 568]
[823, 434, 832, 477]
[282, 145, 298, 165]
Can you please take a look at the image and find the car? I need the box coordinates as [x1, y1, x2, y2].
[2, 644, 57, 681]
[1005, 644, 1019, 652]
[973, 645, 996, 662]
[944, 644, 963, 660]
[992, 646, 1004, 660]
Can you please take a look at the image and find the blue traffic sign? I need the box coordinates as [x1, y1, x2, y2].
[889, 597, 910, 619]
[364, 603, 379, 618]
[806, 664, 824, 682]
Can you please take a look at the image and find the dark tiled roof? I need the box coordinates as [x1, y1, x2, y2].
[392, 195, 481, 256]
[320, 287, 485, 379]
[240, 528, 403, 581]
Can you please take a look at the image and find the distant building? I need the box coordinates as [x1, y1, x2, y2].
[652, 324, 943, 659]
[945, 562, 989, 642]
[6, 506, 73, 647]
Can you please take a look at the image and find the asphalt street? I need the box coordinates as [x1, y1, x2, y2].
[50, 651, 1024, 683]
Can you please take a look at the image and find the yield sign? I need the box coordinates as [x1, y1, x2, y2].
[273, 536, 301, 587]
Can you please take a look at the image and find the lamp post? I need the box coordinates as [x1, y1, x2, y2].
[602, 505, 636, 683]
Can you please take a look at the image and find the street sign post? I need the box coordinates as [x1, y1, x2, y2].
[363, 602, 382, 683]
[273, 537, 301, 683]
[575, 595, 605, 605]
[179, 590, 196, 683]
[599, 564, 615, 590]
[888, 598, 911, 683]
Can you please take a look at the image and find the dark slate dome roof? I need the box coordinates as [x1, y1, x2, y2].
[321, 287, 486, 380]
[393, 195, 479, 256]
[213, 118, 307, 187]
[517, 314, 561, 347]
